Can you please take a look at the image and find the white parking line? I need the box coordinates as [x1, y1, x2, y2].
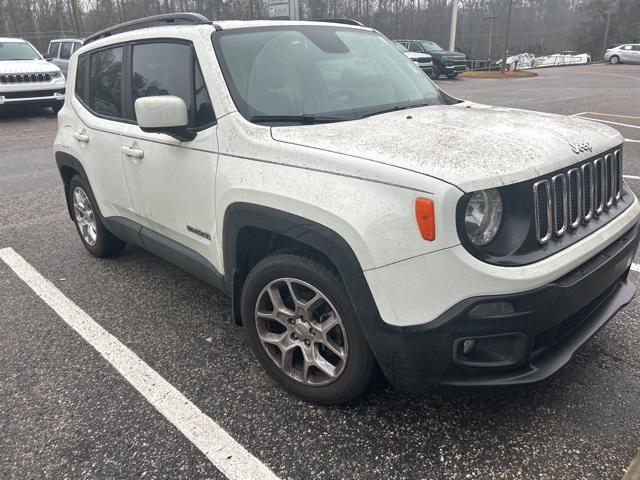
[632, 264, 640, 273]
[0, 247, 279, 480]
[624, 175, 640, 180]
[571, 113, 640, 143]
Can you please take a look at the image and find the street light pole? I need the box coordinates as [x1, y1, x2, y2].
[500, 0, 513, 73]
[448, 0, 459, 52]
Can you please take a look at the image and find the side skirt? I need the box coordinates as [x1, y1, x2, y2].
[103, 216, 226, 294]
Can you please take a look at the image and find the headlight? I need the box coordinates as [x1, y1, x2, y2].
[464, 189, 503, 246]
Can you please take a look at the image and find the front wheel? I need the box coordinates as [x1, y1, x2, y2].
[241, 253, 375, 404]
[610, 55, 620, 64]
[429, 63, 441, 79]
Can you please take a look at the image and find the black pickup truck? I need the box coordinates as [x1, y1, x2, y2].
[394, 39, 467, 79]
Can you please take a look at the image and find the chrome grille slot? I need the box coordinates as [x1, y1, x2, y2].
[533, 148, 624, 245]
[552, 174, 568, 236]
[615, 149, 623, 201]
[605, 153, 615, 208]
[567, 168, 581, 229]
[594, 157, 605, 215]
[533, 180, 552, 245]
[581, 162, 594, 222]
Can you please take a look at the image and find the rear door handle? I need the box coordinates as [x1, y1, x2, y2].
[72, 132, 90, 143]
[121, 146, 144, 159]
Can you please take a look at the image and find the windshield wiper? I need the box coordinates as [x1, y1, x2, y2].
[250, 114, 347, 125]
[361, 103, 428, 119]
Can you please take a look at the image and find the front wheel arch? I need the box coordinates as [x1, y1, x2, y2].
[222, 203, 383, 330]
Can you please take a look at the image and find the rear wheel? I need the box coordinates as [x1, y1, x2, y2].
[69, 175, 126, 257]
[241, 253, 375, 404]
[610, 55, 620, 64]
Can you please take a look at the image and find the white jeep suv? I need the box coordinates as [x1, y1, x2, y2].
[0, 37, 66, 112]
[54, 14, 640, 404]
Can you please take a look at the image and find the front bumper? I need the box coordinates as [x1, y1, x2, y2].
[0, 88, 65, 106]
[443, 61, 467, 73]
[367, 222, 639, 392]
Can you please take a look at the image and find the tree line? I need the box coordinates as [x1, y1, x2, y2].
[1, 0, 638, 60]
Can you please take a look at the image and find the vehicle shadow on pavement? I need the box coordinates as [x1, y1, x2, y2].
[0, 105, 57, 122]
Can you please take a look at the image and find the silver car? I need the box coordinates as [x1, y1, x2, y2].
[603, 44, 640, 64]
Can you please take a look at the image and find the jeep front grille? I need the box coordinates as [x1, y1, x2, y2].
[0, 72, 52, 84]
[533, 149, 623, 245]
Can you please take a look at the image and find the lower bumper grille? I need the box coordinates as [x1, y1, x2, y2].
[1, 89, 65, 99]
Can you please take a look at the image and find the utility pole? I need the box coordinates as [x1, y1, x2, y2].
[68, 0, 83, 37]
[290, 0, 300, 20]
[482, 14, 500, 59]
[500, 0, 513, 73]
[448, 0, 459, 52]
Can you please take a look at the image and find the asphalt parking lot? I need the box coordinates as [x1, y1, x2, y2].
[1, 63, 640, 480]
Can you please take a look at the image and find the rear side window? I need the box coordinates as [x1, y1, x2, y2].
[60, 41, 73, 60]
[131, 42, 214, 128]
[89, 47, 123, 118]
[75, 54, 89, 103]
[48, 42, 60, 57]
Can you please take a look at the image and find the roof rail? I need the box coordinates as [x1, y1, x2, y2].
[84, 13, 212, 45]
[310, 18, 365, 27]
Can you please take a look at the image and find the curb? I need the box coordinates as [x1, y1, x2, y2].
[623, 450, 640, 480]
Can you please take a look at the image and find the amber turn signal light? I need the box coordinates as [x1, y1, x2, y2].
[415, 198, 435, 241]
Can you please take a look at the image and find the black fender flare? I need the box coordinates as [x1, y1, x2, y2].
[55, 151, 93, 220]
[222, 203, 386, 333]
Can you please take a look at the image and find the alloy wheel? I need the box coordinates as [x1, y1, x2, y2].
[73, 186, 97, 246]
[254, 278, 348, 386]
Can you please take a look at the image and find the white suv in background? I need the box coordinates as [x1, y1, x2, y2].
[0, 37, 66, 113]
[54, 14, 640, 404]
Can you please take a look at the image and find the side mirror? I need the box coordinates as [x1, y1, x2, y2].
[134, 95, 196, 142]
[43, 53, 54, 61]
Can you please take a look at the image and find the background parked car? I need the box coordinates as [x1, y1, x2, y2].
[604, 44, 640, 64]
[0, 37, 66, 113]
[395, 42, 433, 75]
[45, 38, 83, 76]
[395, 39, 466, 79]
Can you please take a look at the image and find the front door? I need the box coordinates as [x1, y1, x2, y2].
[120, 41, 218, 263]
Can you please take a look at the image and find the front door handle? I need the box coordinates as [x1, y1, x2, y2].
[72, 132, 90, 143]
[121, 146, 144, 159]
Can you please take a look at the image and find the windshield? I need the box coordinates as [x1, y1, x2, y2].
[395, 43, 410, 52]
[213, 26, 443, 124]
[418, 41, 444, 53]
[0, 41, 41, 61]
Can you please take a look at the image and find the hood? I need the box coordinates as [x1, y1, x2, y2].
[430, 50, 465, 59]
[270, 103, 623, 192]
[404, 51, 432, 61]
[0, 59, 61, 74]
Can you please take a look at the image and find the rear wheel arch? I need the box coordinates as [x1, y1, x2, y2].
[56, 151, 92, 220]
[222, 203, 383, 331]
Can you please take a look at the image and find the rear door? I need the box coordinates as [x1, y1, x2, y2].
[632, 45, 640, 63]
[70, 46, 133, 219]
[120, 40, 218, 261]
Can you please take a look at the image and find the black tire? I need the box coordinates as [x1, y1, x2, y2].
[69, 175, 126, 257]
[429, 63, 441, 79]
[241, 253, 375, 404]
[446, 73, 459, 79]
[610, 55, 620, 65]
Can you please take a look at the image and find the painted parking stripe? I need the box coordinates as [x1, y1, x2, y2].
[0, 247, 279, 480]
[624, 175, 640, 180]
[632, 264, 640, 274]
